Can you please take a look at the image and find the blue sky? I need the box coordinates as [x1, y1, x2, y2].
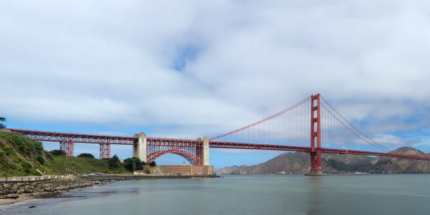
[1, 1, 430, 169]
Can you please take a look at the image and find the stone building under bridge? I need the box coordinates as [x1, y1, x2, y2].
[159, 165, 214, 175]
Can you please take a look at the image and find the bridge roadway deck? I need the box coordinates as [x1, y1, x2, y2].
[209, 141, 430, 161]
[5, 128, 136, 145]
[4, 128, 430, 161]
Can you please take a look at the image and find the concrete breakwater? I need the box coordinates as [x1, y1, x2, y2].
[0, 177, 96, 200]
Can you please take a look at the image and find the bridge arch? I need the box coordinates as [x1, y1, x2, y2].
[147, 148, 202, 165]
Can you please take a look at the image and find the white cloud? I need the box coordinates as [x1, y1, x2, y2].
[1, 0, 430, 141]
[371, 133, 406, 146]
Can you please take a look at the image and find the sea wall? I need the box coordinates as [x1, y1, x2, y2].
[0, 177, 96, 199]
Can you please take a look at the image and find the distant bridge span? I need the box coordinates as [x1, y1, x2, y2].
[3, 94, 430, 174]
[3, 129, 430, 165]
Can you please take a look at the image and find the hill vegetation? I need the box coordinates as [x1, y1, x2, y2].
[0, 117, 5, 129]
[0, 130, 156, 177]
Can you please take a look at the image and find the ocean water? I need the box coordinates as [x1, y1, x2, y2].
[1, 174, 430, 215]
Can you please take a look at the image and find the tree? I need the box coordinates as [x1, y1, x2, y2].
[77, 153, 95, 159]
[37, 155, 45, 165]
[124, 157, 143, 171]
[108, 155, 121, 169]
[50, 150, 66, 156]
[149, 161, 156, 167]
[0, 117, 6, 129]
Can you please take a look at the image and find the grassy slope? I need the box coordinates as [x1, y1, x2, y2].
[0, 131, 130, 177]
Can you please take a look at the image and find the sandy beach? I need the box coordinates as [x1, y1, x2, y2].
[0, 194, 35, 206]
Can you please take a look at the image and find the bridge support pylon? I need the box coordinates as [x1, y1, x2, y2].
[305, 94, 326, 176]
[100, 142, 111, 159]
[60, 140, 74, 156]
[203, 136, 209, 165]
[133, 132, 147, 162]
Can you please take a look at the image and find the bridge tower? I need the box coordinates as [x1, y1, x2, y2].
[133, 132, 147, 162]
[306, 94, 325, 176]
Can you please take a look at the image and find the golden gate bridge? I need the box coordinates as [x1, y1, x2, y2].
[3, 94, 430, 175]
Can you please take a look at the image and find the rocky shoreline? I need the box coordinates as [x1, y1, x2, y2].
[0, 174, 217, 206]
[0, 177, 98, 206]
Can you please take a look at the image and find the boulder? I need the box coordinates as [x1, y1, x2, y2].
[24, 185, 34, 193]
[54, 185, 69, 191]
[6, 194, 19, 199]
[35, 186, 44, 192]
[44, 187, 54, 192]
[17, 188, 25, 194]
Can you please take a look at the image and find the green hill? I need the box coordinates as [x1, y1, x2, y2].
[0, 130, 130, 177]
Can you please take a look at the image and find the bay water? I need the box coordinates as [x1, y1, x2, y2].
[1, 174, 430, 215]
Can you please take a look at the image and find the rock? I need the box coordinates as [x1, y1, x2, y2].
[54, 185, 68, 191]
[11, 184, 20, 192]
[17, 188, 25, 194]
[29, 206, 36, 208]
[6, 194, 19, 199]
[24, 185, 34, 193]
[0, 177, 95, 197]
[44, 187, 53, 192]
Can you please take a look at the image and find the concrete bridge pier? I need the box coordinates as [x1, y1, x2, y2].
[203, 136, 209, 165]
[133, 132, 147, 162]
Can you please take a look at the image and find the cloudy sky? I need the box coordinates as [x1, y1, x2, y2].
[1, 0, 430, 168]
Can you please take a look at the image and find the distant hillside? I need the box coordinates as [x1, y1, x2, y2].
[216, 147, 430, 174]
[0, 130, 131, 177]
[370, 147, 430, 173]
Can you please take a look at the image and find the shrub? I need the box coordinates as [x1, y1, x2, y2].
[77, 153, 95, 159]
[34, 142, 44, 152]
[37, 155, 45, 165]
[45, 151, 53, 160]
[124, 157, 143, 171]
[22, 162, 32, 174]
[51, 150, 66, 156]
[0, 117, 6, 129]
[4, 146, 14, 156]
[149, 161, 156, 167]
[108, 155, 121, 169]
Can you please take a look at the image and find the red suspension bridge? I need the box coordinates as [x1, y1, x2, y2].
[3, 94, 430, 175]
